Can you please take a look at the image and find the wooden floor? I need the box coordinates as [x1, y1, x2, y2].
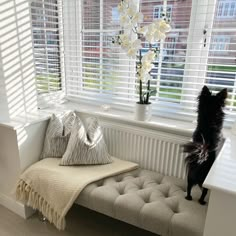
[0, 204, 157, 236]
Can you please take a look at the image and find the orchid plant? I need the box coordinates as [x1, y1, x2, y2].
[114, 0, 171, 104]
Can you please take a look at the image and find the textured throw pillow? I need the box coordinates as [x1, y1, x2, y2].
[60, 116, 112, 165]
[41, 111, 76, 158]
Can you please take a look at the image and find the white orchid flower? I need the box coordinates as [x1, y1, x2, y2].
[125, 39, 141, 58]
[124, 22, 134, 30]
[121, 41, 130, 50]
[142, 50, 155, 62]
[120, 14, 130, 27]
[132, 39, 142, 50]
[137, 69, 152, 83]
[148, 23, 156, 32]
[119, 34, 129, 41]
[131, 12, 144, 25]
[127, 47, 137, 58]
[118, 2, 126, 13]
[119, 34, 131, 49]
[137, 68, 146, 81]
[137, 26, 148, 35]
[159, 20, 171, 33]
[141, 61, 154, 72]
[121, 0, 129, 8]
[116, 0, 171, 103]
[120, 34, 130, 45]
[153, 30, 166, 41]
[145, 23, 159, 43]
[127, 7, 136, 17]
[146, 32, 154, 44]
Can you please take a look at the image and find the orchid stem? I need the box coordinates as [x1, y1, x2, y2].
[139, 80, 143, 104]
[139, 49, 143, 104]
[146, 79, 150, 104]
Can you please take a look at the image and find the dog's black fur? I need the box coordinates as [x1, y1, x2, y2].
[183, 86, 227, 205]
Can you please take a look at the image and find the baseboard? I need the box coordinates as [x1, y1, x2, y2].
[0, 192, 35, 219]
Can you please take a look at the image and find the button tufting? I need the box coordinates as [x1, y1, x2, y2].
[117, 188, 125, 195]
[96, 181, 104, 187]
[116, 179, 122, 183]
[143, 198, 149, 203]
[172, 207, 179, 214]
[161, 191, 168, 198]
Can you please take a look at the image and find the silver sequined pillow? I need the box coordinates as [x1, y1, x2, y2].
[41, 111, 76, 158]
[60, 116, 112, 165]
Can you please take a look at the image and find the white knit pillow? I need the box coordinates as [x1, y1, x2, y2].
[60, 116, 112, 165]
[41, 111, 76, 158]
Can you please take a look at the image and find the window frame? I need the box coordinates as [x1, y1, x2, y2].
[153, 4, 172, 20]
[216, 0, 236, 19]
[210, 35, 231, 53]
[60, 0, 236, 124]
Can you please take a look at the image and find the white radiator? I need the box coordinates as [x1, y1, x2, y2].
[101, 121, 189, 180]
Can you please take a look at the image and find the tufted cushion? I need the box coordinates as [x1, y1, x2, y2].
[76, 169, 207, 236]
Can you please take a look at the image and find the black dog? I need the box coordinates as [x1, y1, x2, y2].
[183, 86, 227, 205]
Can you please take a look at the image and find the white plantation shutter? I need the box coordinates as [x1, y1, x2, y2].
[206, 0, 236, 121]
[139, 0, 236, 123]
[63, 0, 136, 108]
[31, 0, 62, 93]
[38, 0, 236, 123]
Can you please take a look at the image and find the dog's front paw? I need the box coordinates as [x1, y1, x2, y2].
[185, 195, 192, 201]
[198, 199, 207, 205]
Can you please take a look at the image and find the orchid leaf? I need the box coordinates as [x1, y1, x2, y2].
[149, 89, 157, 96]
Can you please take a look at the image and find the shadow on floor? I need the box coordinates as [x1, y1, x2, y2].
[0, 204, 158, 236]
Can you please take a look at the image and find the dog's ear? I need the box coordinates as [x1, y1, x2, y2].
[200, 86, 211, 97]
[216, 88, 227, 101]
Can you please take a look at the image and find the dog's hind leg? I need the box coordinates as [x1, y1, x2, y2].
[185, 178, 194, 201]
[199, 187, 208, 205]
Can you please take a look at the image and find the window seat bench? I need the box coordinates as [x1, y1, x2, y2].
[0, 110, 228, 236]
[76, 168, 207, 236]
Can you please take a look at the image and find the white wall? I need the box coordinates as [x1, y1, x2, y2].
[0, 120, 48, 218]
[0, 0, 40, 217]
[0, 126, 20, 195]
[204, 189, 236, 236]
[18, 120, 48, 172]
[0, 0, 38, 120]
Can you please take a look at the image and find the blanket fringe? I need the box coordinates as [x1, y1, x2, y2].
[16, 179, 66, 230]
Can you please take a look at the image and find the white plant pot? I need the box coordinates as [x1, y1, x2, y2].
[134, 103, 152, 121]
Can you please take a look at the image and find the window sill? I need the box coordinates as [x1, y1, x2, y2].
[0, 100, 194, 136]
[0, 99, 232, 138]
[45, 100, 197, 137]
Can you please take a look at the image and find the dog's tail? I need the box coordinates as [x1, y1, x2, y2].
[183, 141, 209, 165]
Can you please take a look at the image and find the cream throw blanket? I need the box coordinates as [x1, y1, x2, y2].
[16, 157, 138, 230]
